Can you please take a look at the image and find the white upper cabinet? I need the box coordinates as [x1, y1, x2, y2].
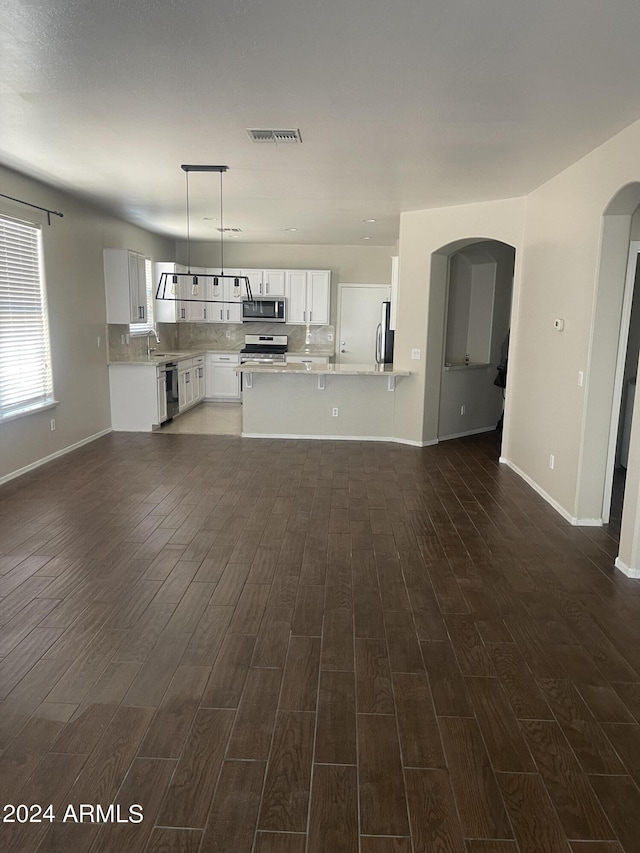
[241, 269, 286, 297]
[154, 262, 188, 323]
[207, 269, 243, 322]
[183, 268, 209, 322]
[104, 248, 150, 325]
[285, 270, 330, 325]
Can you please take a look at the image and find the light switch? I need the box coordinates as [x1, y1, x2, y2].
[411, 348, 421, 360]
[554, 319, 564, 331]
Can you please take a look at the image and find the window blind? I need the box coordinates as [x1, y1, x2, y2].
[0, 216, 54, 418]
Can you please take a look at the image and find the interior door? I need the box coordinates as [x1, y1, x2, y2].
[337, 284, 390, 364]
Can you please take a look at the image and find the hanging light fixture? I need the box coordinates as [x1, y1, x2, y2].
[156, 165, 253, 304]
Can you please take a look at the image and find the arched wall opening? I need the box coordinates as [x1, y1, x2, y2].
[424, 237, 516, 446]
[582, 182, 640, 573]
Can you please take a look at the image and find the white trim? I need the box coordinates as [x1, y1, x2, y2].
[499, 456, 603, 526]
[602, 240, 640, 522]
[241, 431, 436, 446]
[0, 428, 112, 486]
[615, 556, 640, 578]
[438, 426, 496, 441]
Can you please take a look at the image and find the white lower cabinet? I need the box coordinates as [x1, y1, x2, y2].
[157, 370, 168, 423]
[193, 356, 206, 402]
[178, 359, 195, 412]
[109, 363, 166, 431]
[206, 353, 241, 400]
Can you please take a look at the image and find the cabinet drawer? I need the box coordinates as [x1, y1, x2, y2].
[207, 353, 240, 364]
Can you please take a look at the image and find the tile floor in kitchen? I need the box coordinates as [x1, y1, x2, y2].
[158, 402, 242, 435]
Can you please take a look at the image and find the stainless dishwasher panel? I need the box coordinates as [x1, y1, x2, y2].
[165, 362, 179, 418]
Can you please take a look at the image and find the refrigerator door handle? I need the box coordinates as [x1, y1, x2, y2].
[375, 323, 382, 364]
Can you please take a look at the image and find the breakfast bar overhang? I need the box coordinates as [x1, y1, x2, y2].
[237, 362, 410, 441]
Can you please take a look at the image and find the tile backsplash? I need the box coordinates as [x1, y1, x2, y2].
[107, 322, 335, 361]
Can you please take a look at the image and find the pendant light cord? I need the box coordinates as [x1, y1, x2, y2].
[185, 170, 192, 273]
[219, 169, 224, 275]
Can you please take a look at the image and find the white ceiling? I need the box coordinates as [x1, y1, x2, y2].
[2, 0, 640, 246]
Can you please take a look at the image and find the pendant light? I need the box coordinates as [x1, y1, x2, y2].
[156, 165, 252, 304]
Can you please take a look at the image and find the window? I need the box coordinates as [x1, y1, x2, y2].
[130, 257, 155, 335]
[0, 215, 54, 419]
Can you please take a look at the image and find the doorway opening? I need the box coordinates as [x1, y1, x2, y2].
[603, 241, 640, 533]
[436, 240, 515, 442]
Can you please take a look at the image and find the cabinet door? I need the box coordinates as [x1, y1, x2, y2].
[223, 271, 243, 322]
[196, 364, 206, 400]
[178, 369, 188, 411]
[136, 254, 148, 322]
[285, 271, 308, 324]
[308, 271, 330, 325]
[157, 374, 168, 422]
[185, 268, 208, 322]
[154, 262, 180, 323]
[263, 270, 286, 296]
[209, 365, 240, 399]
[242, 270, 264, 297]
[128, 252, 142, 323]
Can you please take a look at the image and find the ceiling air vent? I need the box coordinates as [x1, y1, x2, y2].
[217, 227, 242, 233]
[247, 128, 302, 144]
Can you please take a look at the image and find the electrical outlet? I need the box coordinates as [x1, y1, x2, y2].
[226, 329, 231, 338]
[332, 407, 339, 417]
[549, 454, 555, 469]
[50, 418, 56, 431]
[97, 335, 101, 347]
[125, 333, 130, 344]
[121, 334, 126, 344]
[411, 348, 421, 360]
[460, 404, 466, 415]
[328, 332, 334, 342]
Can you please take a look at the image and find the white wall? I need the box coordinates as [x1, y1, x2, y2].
[0, 165, 174, 483]
[394, 115, 640, 572]
[394, 198, 526, 446]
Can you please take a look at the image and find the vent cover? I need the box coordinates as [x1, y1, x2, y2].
[217, 227, 242, 233]
[247, 128, 302, 144]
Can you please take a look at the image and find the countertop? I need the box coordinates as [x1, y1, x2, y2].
[108, 350, 208, 366]
[109, 348, 335, 365]
[236, 362, 409, 377]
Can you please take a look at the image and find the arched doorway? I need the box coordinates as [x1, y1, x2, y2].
[579, 183, 640, 573]
[424, 237, 516, 446]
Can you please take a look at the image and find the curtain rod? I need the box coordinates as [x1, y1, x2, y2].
[0, 192, 64, 225]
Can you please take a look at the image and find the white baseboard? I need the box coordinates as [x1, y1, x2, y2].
[242, 432, 398, 442]
[499, 456, 603, 527]
[438, 426, 496, 441]
[241, 432, 437, 446]
[615, 556, 640, 578]
[0, 428, 112, 487]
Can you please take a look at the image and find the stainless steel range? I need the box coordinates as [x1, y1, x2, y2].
[240, 334, 288, 364]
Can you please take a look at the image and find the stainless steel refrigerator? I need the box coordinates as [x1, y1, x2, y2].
[375, 301, 395, 364]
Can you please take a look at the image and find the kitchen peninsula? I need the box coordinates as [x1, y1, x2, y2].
[238, 362, 409, 440]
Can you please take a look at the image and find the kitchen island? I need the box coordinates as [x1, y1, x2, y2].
[237, 362, 410, 441]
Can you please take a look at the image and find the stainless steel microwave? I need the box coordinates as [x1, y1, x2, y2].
[242, 297, 286, 323]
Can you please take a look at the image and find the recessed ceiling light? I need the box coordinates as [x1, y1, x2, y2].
[361, 236, 372, 240]
[203, 216, 218, 221]
[284, 227, 298, 232]
[362, 218, 376, 223]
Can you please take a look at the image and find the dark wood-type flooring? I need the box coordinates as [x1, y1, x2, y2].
[0, 430, 639, 852]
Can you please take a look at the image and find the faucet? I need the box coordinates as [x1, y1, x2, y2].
[146, 328, 160, 358]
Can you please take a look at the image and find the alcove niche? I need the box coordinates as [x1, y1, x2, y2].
[444, 246, 496, 367]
